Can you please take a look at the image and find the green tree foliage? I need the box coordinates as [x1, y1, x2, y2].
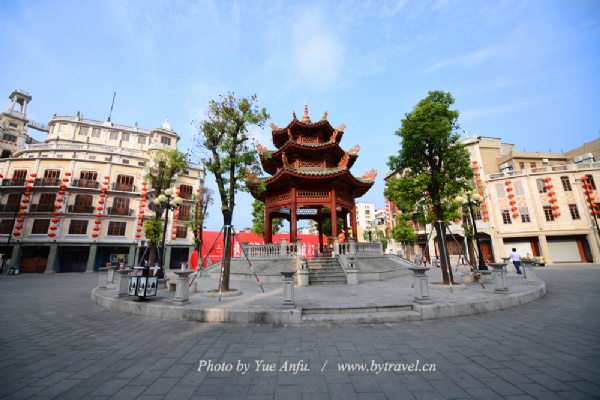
[321, 217, 344, 239]
[143, 148, 189, 268]
[185, 187, 214, 267]
[193, 93, 269, 291]
[386, 90, 473, 283]
[251, 200, 283, 237]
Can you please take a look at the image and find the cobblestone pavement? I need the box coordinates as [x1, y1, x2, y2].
[1, 265, 599, 399]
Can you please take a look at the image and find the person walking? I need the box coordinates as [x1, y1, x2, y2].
[509, 248, 522, 275]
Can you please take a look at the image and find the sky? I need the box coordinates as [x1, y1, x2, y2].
[1, 0, 599, 231]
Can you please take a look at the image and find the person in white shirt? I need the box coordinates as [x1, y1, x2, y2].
[509, 248, 522, 275]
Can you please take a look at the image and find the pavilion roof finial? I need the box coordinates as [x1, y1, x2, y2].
[301, 104, 311, 123]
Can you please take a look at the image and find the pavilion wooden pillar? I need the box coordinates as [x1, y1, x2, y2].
[318, 219, 324, 253]
[350, 203, 358, 240]
[342, 214, 349, 239]
[330, 188, 338, 238]
[265, 197, 273, 243]
[290, 187, 297, 243]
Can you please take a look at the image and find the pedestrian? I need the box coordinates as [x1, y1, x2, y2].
[509, 248, 522, 275]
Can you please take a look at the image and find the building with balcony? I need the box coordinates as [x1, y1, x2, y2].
[0, 90, 205, 273]
[384, 134, 600, 265]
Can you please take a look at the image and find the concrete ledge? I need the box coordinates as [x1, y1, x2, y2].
[413, 280, 546, 320]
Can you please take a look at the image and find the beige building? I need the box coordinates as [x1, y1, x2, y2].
[0, 90, 205, 273]
[384, 134, 600, 265]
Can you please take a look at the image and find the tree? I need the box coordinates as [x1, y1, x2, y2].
[185, 187, 214, 267]
[193, 93, 269, 291]
[386, 91, 473, 284]
[320, 217, 344, 239]
[143, 148, 189, 270]
[251, 200, 283, 237]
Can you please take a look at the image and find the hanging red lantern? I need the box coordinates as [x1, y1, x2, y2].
[551, 205, 559, 210]
[0, 174, 3, 179]
[548, 191, 555, 196]
[51, 218, 59, 223]
[483, 216, 489, 221]
[549, 197, 558, 203]
[506, 187, 513, 192]
[101, 187, 107, 192]
[472, 160, 478, 164]
[505, 180, 511, 185]
[94, 220, 102, 225]
[15, 225, 23, 230]
[98, 199, 105, 205]
[138, 216, 144, 221]
[18, 211, 27, 216]
[103, 181, 109, 185]
[16, 218, 24, 223]
[142, 182, 147, 186]
[23, 192, 30, 197]
[21, 198, 29, 203]
[96, 213, 103, 218]
[136, 228, 142, 233]
[62, 178, 69, 182]
[30, 173, 37, 178]
[93, 227, 100, 231]
[546, 184, 554, 190]
[139, 210, 145, 215]
[554, 212, 561, 217]
[27, 179, 34, 183]
[544, 177, 551, 182]
[104, 176, 110, 180]
[25, 185, 33, 191]
[55, 205, 62, 209]
[137, 222, 143, 227]
[20, 205, 28, 210]
[53, 212, 61, 216]
[59, 184, 67, 189]
[97, 206, 103, 211]
[48, 232, 56, 238]
[171, 236, 177, 240]
[56, 198, 64, 203]
[58, 190, 66, 195]
[13, 231, 21, 237]
[135, 234, 141, 239]
[99, 193, 106, 198]
[511, 206, 518, 212]
[509, 200, 516, 205]
[92, 233, 99, 238]
[508, 193, 515, 199]
[482, 209, 488, 214]
[49, 226, 58, 231]
[65, 172, 71, 177]
[512, 213, 519, 218]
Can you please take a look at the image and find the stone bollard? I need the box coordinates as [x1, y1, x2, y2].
[489, 263, 509, 293]
[521, 258, 538, 284]
[408, 267, 432, 304]
[98, 267, 109, 289]
[280, 271, 296, 307]
[297, 257, 309, 287]
[172, 270, 194, 306]
[115, 269, 132, 298]
[346, 256, 358, 285]
[107, 266, 116, 284]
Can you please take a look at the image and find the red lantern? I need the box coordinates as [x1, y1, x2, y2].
[62, 178, 69, 182]
[94, 220, 102, 225]
[21, 198, 29, 203]
[51, 218, 59, 223]
[0, 174, 3, 178]
[27, 179, 34, 183]
[53, 212, 61, 216]
[30, 173, 37, 178]
[139, 210, 145, 215]
[551, 205, 559, 210]
[13, 231, 21, 237]
[136, 228, 142, 233]
[49, 226, 57, 231]
[546, 184, 553, 190]
[93, 227, 100, 231]
[55, 205, 62, 209]
[97, 206, 103, 211]
[171, 236, 177, 240]
[92, 233, 99, 238]
[137, 222, 143, 226]
[65, 172, 71, 176]
[16, 218, 24, 223]
[99, 193, 106, 198]
[96, 213, 103, 218]
[142, 182, 147, 186]
[25, 185, 33, 191]
[58, 190, 66, 195]
[18, 211, 27, 216]
[512, 213, 519, 218]
[101, 187, 107, 192]
[505, 180, 511, 185]
[508, 193, 515, 199]
[103, 181, 109, 186]
[472, 160, 478, 164]
[548, 191, 555, 196]
[135, 234, 141, 239]
[509, 200, 516, 205]
[554, 212, 561, 217]
[60, 184, 67, 189]
[56, 198, 64, 203]
[549, 197, 558, 203]
[20, 205, 28, 210]
[98, 200, 105, 205]
[48, 232, 56, 238]
[544, 177, 551, 182]
[15, 225, 23, 230]
[511, 206, 518, 212]
[506, 187, 513, 192]
[23, 192, 30, 197]
[104, 176, 110, 180]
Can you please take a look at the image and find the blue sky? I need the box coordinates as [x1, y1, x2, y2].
[1, 0, 599, 231]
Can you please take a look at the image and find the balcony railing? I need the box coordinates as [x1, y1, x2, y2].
[71, 179, 100, 189]
[68, 205, 95, 214]
[33, 178, 61, 187]
[0, 204, 20, 213]
[107, 207, 133, 216]
[30, 204, 55, 213]
[112, 183, 136, 192]
[1, 179, 26, 187]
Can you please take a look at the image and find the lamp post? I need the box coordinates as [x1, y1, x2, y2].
[153, 188, 183, 276]
[454, 192, 488, 271]
[1, 191, 24, 275]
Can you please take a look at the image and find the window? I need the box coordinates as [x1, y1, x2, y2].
[519, 162, 525, 169]
[2, 133, 17, 143]
[121, 133, 130, 142]
[5, 193, 21, 212]
[68, 220, 88, 235]
[36, 193, 56, 212]
[9, 122, 17, 128]
[111, 197, 130, 215]
[31, 219, 51, 234]
[109, 131, 119, 140]
[530, 162, 536, 168]
[92, 128, 101, 137]
[536, 178, 547, 193]
[584, 174, 597, 190]
[179, 185, 193, 199]
[78, 126, 89, 136]
[473, 209, 482, 220]
[12, 169, 27, 186]
[160, 136, 172, 146]
[514, 181, 524, 196]
[107, 221, 126, 236]
[176, 226, 188, 239]
[569, 204, 581, 220]
[519, 207, 531, 223]
[178, 204, 191, 221]
[138, 136, 146, 145]
[43, 169, 61, 186]
[543, 206, 555, 221]
[561, 176, 572, 191]
[73, 194, 93, 213]
[502, 209, 512, 224]
[0, 219, 12, 234]
[115, 174, 134, 191]
[77, 170, 98, 188]
[58, 124, 67, 133]
[495, 183, 506, 198]
[122, 159, 130, 165]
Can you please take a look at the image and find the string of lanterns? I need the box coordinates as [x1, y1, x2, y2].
[471, 161, 489, 221]
[171, 185, 181, 241]
[504, 179, 519, 219]
[544, 177, 561, 218]
[13, 172, 37, 237]
[580, 175, 598, 217]
[136, 182, 147, 239]
[92, 176, 110, 239]
[48, 172, 71, 238]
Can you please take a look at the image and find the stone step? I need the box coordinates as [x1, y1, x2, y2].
[301, 309, 421, 324]
[303, 305, 413, 315]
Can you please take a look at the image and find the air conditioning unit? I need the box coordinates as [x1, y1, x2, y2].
[583, 153, 595, 162]
[574, 155, 584, 163]
[500, 163, 513, 172]
[542, 158, 548, 164]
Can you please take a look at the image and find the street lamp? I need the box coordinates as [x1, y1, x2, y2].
[153, 188, 183, 276]
[454, 192, 488, 271]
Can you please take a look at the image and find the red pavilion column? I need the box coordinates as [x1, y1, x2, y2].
[330, 188, 338, 238]
[318, 219, 324, 253]
[350, 202, 358, 240]
[290, 187, 297, 243]
[265, 197, 273, 244]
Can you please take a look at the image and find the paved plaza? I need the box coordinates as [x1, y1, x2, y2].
[1, 265, 599, 399]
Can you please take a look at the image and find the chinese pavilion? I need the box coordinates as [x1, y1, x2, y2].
[246, 105, 377, 251]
